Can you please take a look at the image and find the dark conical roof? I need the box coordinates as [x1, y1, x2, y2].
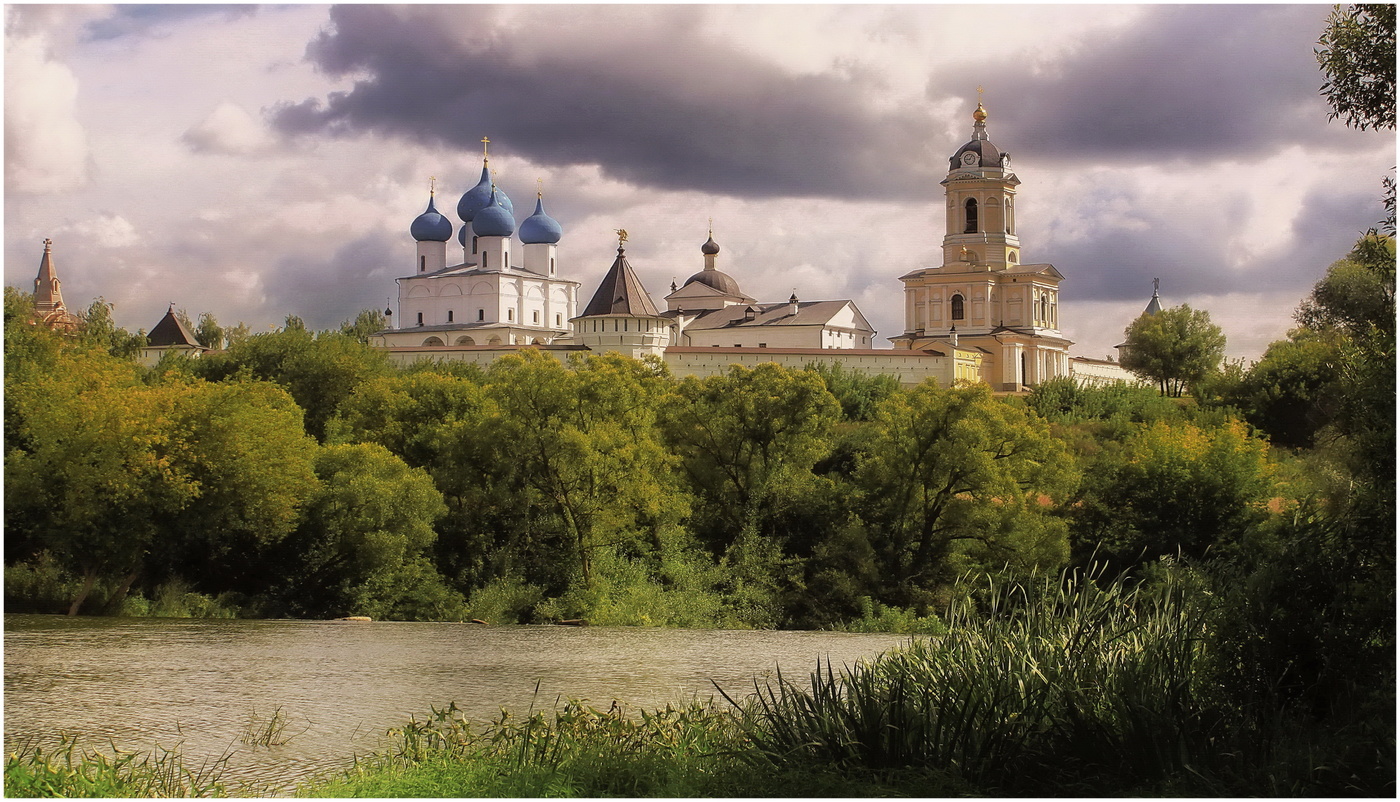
[580, 247, 660, 317]
[147, 306, 201, 347]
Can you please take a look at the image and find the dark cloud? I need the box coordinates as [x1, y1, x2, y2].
[82, 5, 257, 42]
[270, 5, 939, 201]
[934, 5, 1355, 165]
[260, 232, 400, 331]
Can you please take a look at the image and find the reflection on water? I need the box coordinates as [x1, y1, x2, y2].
[4, 615, 908, 792]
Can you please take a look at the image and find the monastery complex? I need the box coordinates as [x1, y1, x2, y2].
[37, 102, 1140, 389]
[370, 102, 1135, 389]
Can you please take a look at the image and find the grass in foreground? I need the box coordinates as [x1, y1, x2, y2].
[4, 735, 231, 798]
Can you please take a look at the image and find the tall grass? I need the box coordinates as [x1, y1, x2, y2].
[723, 567, 1216, 794]
[3, 735, 230, 798]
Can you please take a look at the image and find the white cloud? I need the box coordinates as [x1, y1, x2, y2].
[3, 18, 89, 193]
[182, 102, 275, 155]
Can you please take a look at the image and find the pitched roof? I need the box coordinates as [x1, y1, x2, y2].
[664, 300, 870, 331]
[579, 247, 660, 317]
[147, 306, 201, 347]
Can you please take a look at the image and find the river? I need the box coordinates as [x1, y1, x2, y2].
[4, 615, 909, 793]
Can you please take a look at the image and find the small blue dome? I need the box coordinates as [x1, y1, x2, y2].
[472, 189, 515, 238]
[519, 197, 562, 244]
[457, 165, 513, 222]
[459, 224, 469, 247]
[410, 195, 453, 242]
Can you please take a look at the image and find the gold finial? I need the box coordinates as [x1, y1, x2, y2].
[708, 217, 713, 236]
[481, 136, 491, 163]
[429, 176, 436, 196]
[537, 177, 544, 198]
[43, 238, 52, 250]
[973, 86, 987, 122]
[615, 228, 629, 245]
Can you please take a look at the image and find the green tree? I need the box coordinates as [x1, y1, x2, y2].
[1225, 329, 1344, 449]
[78, 297, 145, 359]
[194, 312, 224, 350]
[1317, 4, 1396, 132]
[5, 351, 193, 614]
[271, 443, 451, 619]
[1318, 3, 1397, 230]
[1120, 304, 1227, 397]
[193, 327, 391, 441]
[661, 363, 842, 548]
[1067, 419, 1275, 570]
[157, 379, 321, 597]
[484, 351, 688, 586]
[855, 383, 1076, 606]
[339, 308, 389, 344]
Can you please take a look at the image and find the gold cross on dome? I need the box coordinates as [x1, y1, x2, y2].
[429, 176, 436, 195]
[977, 85, 984, 102]
[537, 177, 544, 197]
[481, 136, 491, 161]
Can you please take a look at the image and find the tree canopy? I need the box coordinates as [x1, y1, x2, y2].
[1120, 304, 1227, 397]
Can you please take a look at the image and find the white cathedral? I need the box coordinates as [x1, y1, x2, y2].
[367, 104, 1133, 389]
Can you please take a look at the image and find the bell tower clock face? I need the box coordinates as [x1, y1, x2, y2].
[961, 151, 979, 166]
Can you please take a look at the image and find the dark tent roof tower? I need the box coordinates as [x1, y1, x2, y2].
[580, 245, 661, 318]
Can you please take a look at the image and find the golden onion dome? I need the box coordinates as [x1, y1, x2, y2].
[973, 102, 988, 122]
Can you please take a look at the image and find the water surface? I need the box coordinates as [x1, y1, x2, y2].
[4, 615, 908, 791]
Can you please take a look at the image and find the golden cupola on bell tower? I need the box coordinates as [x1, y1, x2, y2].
[939, 95, 1022, 271]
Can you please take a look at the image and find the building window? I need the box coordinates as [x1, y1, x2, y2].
[416, 312, 423, 326]
[507, 308, 513, 321]
[555, 314, 562, 326]
[951, 294, 965, 321]
[448, 310, 454, 323]
[419, 255, 426, 272]
[478, 309, 485, 321]
[533, 310, 539, 324]
[964, 198, 978, 233]
[472, 236, 478, 255]
[758, 343, 767, 348]
[550, 257, 556, 275]
[483, 252, 489, 269]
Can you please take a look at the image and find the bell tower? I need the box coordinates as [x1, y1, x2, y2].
[892, 95, 1072, 391]
[940, 95, 1021, 271]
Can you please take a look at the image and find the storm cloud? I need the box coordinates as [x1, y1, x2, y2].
[271, 5, 940, 200]
[937, 5, 1350, 164]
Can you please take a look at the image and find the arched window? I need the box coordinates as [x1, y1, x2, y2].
[419, 255, 426, 272]
[477, 309, 485, 321]
[423, 336, 445, 347]
[471, 236, 478, 255]
[456, 336, 475, 345]
[416, 312, 423, 326]
[1040, 296, 1048, 323]
[964, 198, 978, 233]
[951, 294, 965, 321]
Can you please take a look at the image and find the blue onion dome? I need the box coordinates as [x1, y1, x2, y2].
[701, 236, 720, 255]
[410, 195, 454, 242]
[459, 223, 469, 247]
[457, 165, 514, 222]
[519, 196, 562, 244]
[472, 188, 516, 237]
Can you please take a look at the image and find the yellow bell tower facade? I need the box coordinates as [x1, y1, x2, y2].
[892, 99, 1072, 391]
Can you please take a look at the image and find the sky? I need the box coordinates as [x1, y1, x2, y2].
[5, 3, 1393, 361]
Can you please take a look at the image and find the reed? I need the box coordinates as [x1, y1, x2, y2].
[238, 706, 307, 747]
[722, 566, 1216, 794]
